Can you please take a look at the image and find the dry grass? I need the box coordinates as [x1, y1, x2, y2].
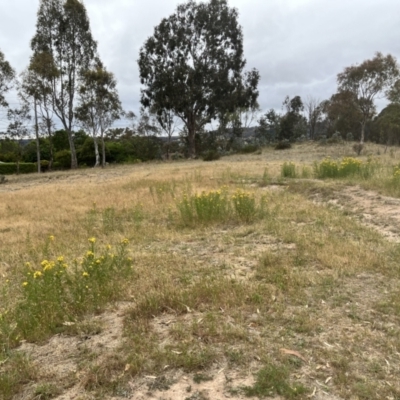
[1, 142, 400, 399]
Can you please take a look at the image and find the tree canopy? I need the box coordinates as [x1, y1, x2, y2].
[75, 58, 122, 167]
[30, 0, 98, 168]
[0, 49, 15, 108]
[138, 0, 259, 157]
[337, 52, 399, 143]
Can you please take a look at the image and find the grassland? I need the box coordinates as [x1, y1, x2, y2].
[1, 142, 400, 400]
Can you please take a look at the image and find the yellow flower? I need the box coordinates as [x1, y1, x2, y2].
[25, 262, 31, 268]
[49, 235, 55, 241]
[22, 282, 28, 287]
[62, 263, 68, 269]
[121, 238, 129, 245]
[82, 272, 89, 277]
[57, 256, 64, 263]
[41, 260, 49, 267]
[86, 251, 94, 258]
[34, 271, 42, 279]
[106, 244, 111, 250]
[88, 237, 96, 244]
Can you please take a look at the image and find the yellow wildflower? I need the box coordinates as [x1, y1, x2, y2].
[88, 237, 96, 244]
[82, 272, 89, 277]
[57, 256, 64, 263]
[121, 238, 129, 245]
[49, 235, 55, 241]
[33, 271, 42, 279]
[22, 282, 28, 287]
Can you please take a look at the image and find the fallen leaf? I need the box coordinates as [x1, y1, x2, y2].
[280, 348, 308, 363]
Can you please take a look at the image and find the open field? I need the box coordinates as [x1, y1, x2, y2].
[1, 142, 400, 400]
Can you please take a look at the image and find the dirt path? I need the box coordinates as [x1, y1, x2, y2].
[317, 186, 400, 243]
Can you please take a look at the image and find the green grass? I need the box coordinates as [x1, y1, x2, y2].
[242, 362, 308, 398]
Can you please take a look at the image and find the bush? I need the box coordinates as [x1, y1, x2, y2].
[2, 237, 133, 344]
[240, 144, 260, 154]
[346, 132, 354, 141]
[0, 163, 36, 175]
[35, 160, 50, 172]
[281, 162, 297, 178]
[314, 157, 377, 179]
[275, 141, 291, 150]
[353, 143, 364, 156]
[327, 131, 343, 144]
[176, 187, 267, 226]
[54, 149, 71, 169]
[202, 150, 220, 161]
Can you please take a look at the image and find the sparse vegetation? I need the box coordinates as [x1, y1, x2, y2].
[1, 142, 400, 399]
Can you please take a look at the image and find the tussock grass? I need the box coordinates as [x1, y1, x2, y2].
[1, 143, 400, 399]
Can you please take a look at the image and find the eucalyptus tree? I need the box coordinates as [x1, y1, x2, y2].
[5, 105, 31, 174]
[304, 96, 322, 140]
[75, 59, 122, 167]
[151, 106, 180, 159]
[337, 52, 399, 144]
[20, 52, 58, 172]
[30, 0, 98, 168]
[138, 0, 259, 158]
[0, 49, 15, 108]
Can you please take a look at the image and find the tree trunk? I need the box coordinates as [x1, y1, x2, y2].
[34, 98, 41, 173]
[360, 120, 366, 144]
[101, 132, 106, 168]
[67, 130, 78, 169]
[187, 113, 196, 158]
[93, 136, 100, 167]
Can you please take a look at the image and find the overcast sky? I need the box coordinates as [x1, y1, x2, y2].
[0, 0, 399, 130]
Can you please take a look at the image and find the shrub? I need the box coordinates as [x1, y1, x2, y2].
[176, 187, 267, 226]
[231, 189, 257, 222]
[327, 131, 343, 144]
[346, 132, 354, 141]
[240, 144, 260, 154]
[177, 188, 230, 225]
[281, 162, 297, 178]
[353, 143, 364, 156]
[35, 160, 50, 172]
[314, 157, 378, 179]
[313, 158, 339, 178]
[54, 149, 72, 169]
[0, 163, 36, 175]
[2, 237, 133, 344]
[392, 165, 400, 182]
[202, 149, 220, 161]
[275, 141, 291, 150]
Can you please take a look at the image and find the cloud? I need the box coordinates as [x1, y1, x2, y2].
[1, 0, 399, 125]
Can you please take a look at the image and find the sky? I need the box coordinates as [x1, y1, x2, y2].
[0, 0, 399, 131]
